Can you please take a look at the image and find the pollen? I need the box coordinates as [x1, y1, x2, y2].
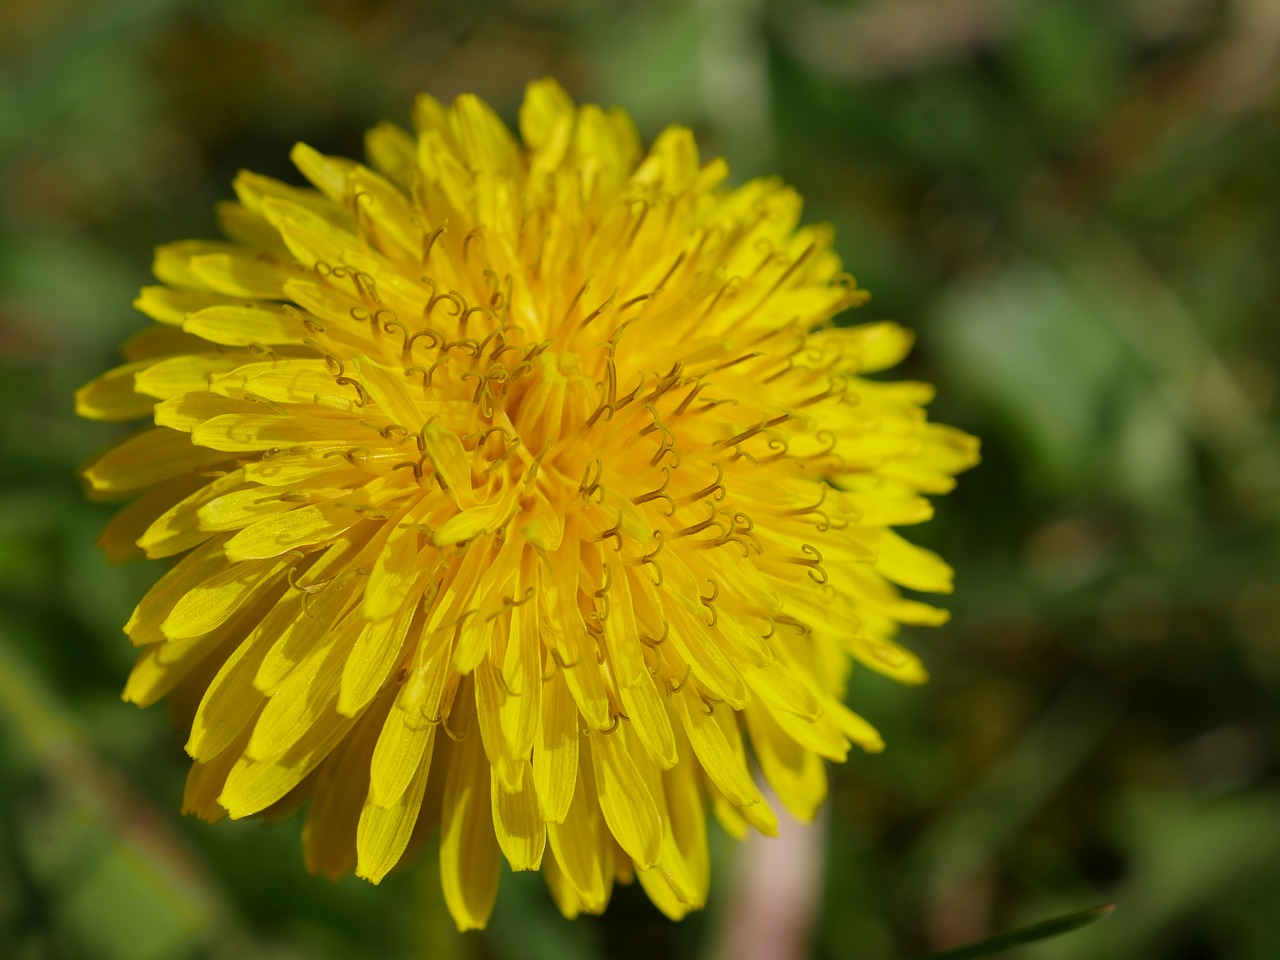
[77, 79, 978, 928]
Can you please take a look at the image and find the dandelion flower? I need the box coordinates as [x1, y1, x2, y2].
[78, 79, 978, 928]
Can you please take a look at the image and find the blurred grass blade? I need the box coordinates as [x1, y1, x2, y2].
[916, 902, 1115, 959]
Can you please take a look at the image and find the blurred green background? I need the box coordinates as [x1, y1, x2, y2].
[3, 0, 1279, 957]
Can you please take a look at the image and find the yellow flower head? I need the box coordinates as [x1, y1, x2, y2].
[78, 80, 977, 928]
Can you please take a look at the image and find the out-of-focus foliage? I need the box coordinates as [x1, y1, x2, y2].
[2, 0, 1278, 958]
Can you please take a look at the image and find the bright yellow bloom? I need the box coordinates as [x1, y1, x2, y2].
[78, 80, 977, 928]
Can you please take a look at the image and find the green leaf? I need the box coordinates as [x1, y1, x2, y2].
[915, 902, 1115, 959]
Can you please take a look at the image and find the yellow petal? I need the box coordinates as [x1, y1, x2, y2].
[664, 722, 710, 903]
[828, 700, 885, 753]
[253, 566, 362, 694]
[617, 668, 677, 769]
[634, 126, 700, 194]
[844, 321, 915, 372]
[264, 199, 360, 271]
[674, 686, 761, 808]
[290, 142, 357, 206]
[217, 200, 289, 252]
[246, 614, 351, 761]
[135, 470, 246, 558]
[847, 633, 930, 685]
[222, 497, 370, 562]
[588, 727, 661, 869]
[152, 240, 241, 290]
[424, 535, 493, 635]
[134, 285, 239, 325]
[534, 666, 579, 823]
[601, 562, 646, 685]
[186, 534, 354, 759]
[134, 353, 249, 401]
[766, 703, 850, 762]
[628, 723, 700, 919]
[356, 726, 433, 884]
[154, 393, 262, 433]
[706, 776, 778, 838]
[439, 693, 500, 931]
[190, 412, 373, 453]
[121, 324, 213, 362]
[75, 362, 155, 421]
[349, 354, 423, 427]
[124, 536, 228, 646]
[452, 93, 521, 174]
[519, 78, 576, 153]
[367, 665, 441, 807]
[743, 660, 823, 721]
[363, 122, 418, 189]
[363, 520, 421, 622]
[207, 358, 345, 407]
[870, 528, 955, 594]
[543, 848, 585, 919]
[183, 304, 308, 346]
[497, 565, 542, 766]
[348, 167, 419, 260]
[434, 492, 517, 546]
[475, 656, 524, 792]
[545, 544, 610, 730]
[303, 703, 387, 879]
[186, 632, 271, 763]
[219, 706, 359, 819]
[745, 702, 828, 822]
[663, 600, 748, 708]
[339, 581, 423, 717]
[706, 782, 748, 841]
[447, 533, 520, 673]
[83, 427, 226, 497]
[547, 755, 613, 913]
[160, 556, 287, 640]
[98, 471, 208, 564]
[491, 759, 545, 871]
[182, 727, 250, 823]
[197, 471, 366, 535]
[419, 422, 475, 508]
[188, 251, 295, 300]
[411, 92, 450, 137]
[123, 626, 234, 708]
[233, 168, 338, 220]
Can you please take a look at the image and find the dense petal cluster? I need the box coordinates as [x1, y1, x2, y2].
[78, 80, 977, 927]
